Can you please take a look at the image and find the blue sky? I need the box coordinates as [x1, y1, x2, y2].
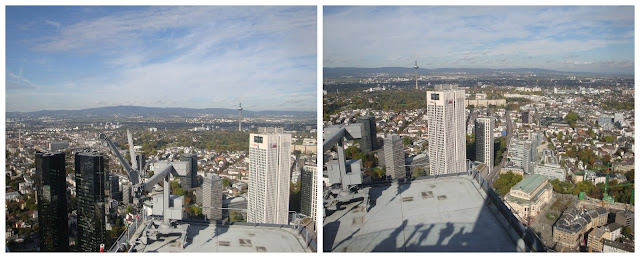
[324, 6, 634, 74]
[6, 6, 317, 112]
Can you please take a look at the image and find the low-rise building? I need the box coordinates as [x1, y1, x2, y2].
[553, 207, 608, 249]
[504, 174, 553, 220]
[602, 239, 634, 253]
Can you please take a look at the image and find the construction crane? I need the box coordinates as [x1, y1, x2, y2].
[100, 130, 189, 248]
[579, 164, 634, 208]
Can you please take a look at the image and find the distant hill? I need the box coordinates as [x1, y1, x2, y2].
[6, 105, 315, 118]
[323, 67, 621, 77]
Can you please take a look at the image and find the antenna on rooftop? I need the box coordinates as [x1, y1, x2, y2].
[238, 102, 243, 131]
[414, 57, 419, 90]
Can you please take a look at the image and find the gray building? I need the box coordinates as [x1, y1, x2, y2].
[75, 151, 109, 252]
[357, 116, 378, 154]
[202, 174, 222, 221]
[475, 117, 494, 171]
[384, 135, 406, 179]
[35, 151, 69, 251]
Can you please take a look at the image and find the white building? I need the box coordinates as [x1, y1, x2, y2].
[202, 174, 222, 220]
[475, 117, 495, 171]
[427, 84, 466, 175]
[534, 149, 566, 181]
[247, 127, 292, 225]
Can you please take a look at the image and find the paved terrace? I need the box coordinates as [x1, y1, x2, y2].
[131, 222, 313, 252]
[324, 172, 547, 252]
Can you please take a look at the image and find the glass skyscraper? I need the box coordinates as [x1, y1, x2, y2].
[35, 151, 69, 251]
[75, 151, 108, 252]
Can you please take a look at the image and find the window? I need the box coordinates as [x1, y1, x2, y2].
[254, 136, 263, 143]
[431, 93, 440, 100]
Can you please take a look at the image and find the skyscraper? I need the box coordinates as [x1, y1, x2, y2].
[202, 174, 222, 220]
[247, 127, 292, 224]
[300, 165, 317, 222]
[426, 84, 466, 175]
[475, 117, 495, 171]
[35, 151, 69, 251]
[180, 153, 198, 189]
[384, 135, 406, 179]
[75, 151, 108, 252]
[357, 116, 378, 154]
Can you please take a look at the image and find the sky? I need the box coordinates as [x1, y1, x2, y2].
[6, 6, 317, 112]
[324, 6, 634, 74]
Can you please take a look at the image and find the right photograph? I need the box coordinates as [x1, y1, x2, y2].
[322, 6, 635, 253]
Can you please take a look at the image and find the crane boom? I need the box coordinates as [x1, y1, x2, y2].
[100, 133, 139, 185]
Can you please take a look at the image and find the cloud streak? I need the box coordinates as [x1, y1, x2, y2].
[324, 6, 634, 74]
[6, 6, 317, 112]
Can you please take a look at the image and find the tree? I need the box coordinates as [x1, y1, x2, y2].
[494, 171, 523, 196]
[564, 112, 579, 128]
[411, 167, 427, 177]
[222, 178, 231, 188]
[403, 137, 411, 146]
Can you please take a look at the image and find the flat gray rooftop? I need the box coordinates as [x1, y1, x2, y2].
[324, 175, 520, 252]
[133, 223, 311, 252]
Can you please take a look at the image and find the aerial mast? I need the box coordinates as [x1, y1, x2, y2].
[414, 58, 419, 90]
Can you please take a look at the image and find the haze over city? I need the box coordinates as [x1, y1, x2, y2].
[324, 6, 634, 74]
[6, 6, 317, 112]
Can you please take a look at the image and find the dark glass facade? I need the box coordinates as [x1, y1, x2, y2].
[300, 168, 314, 218]
[35, 151, 69, 251]
[180, 153, 198, 188]
[75, 151, 108, 252]
[358, 116, 378, 154]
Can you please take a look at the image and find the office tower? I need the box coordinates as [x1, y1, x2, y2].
[427, 84, 466, 175]
[180, 153, 198, 189]
[35, 151, 69, 251]
[384, 135, 406, 179]
[109, 174, 120, 200]
[247, 127, 292, 224]
[135, 153, 146, 171]
[122, 181, 131, 205]
[521, 111, 530, 124]
[75, 151, 108, 252]
[475, 117, 495, 171]
[202, 174, 222, 220]
[357, 115, 378, 154]
[508, 138, 532, 175]
[300, 166, 317, 221]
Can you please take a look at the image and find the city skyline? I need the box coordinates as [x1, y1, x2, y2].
[324, 6, 634, 74]
[6, 6, 317, 112]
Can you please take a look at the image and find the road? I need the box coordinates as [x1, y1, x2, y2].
[486, 111, 513, 185]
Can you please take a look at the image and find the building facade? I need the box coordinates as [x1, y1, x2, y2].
[300, 165, 317, 222]
[202, 174, 222, 220]
[247, 127, 292, 225]
[427, 84, 466, 175]
[384, 135, 406, 179]
[75, 151, 108, 252]
[504, 174, 553, 220]
[35, 151, 69, 251]
[180, 153, 198, 189]
[357, 116, 378, 154]
[475, 117, 494, 171]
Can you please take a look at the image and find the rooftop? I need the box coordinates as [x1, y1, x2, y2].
[132, 222, 312, 252]
[512, 174, 547, 195]
[324, 173, 540, 252]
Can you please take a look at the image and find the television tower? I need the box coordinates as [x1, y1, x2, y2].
[238, 102, 243, 131]
[414, 58, 419, 90]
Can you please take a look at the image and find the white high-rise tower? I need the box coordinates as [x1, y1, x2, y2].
[247, 127, 292, 224]
[426, 84, 466, 175]
[475, 116, 495, 171]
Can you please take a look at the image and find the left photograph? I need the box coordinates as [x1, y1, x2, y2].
[5, 6, 317, 252]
